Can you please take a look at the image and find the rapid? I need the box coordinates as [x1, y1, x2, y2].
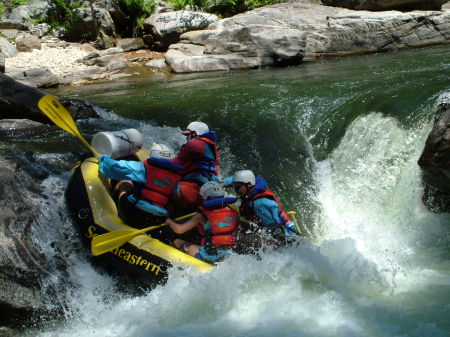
[17, 45, 450, 336]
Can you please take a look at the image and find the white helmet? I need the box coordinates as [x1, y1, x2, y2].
[150, 143, 175, 159]
[182, 121, 209, 136]
[232, 170, 255, 185]
[199, 181, 225, 200]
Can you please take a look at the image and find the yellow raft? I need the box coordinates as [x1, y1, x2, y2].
[65, 149, 213, 287]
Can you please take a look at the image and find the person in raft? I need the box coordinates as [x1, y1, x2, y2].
[171, 121, 220, 213]
[98, 143, 182, 229]
[224, 170, 298, 247]
[165, 181, 239, 263]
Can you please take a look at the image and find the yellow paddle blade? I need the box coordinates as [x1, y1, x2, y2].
[91, 212, 196, 256]
[37, 94, 99, 157]
[91, 223, 166, 256]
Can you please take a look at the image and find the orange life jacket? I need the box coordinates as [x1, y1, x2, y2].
[198, 200, 238, 248]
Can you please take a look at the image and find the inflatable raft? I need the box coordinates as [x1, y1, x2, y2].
[65, 149, 213, 288]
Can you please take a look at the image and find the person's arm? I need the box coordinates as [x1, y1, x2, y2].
[253, 198, 283, 226]
[98, 155, 146, 183]
[166, 212, 205, 234]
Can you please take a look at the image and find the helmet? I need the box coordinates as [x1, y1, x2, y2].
[199, 181, 225, 200]
[150, 143, 175, 159]
[232, 170, 255, 185]
[182, 121, 209, 136]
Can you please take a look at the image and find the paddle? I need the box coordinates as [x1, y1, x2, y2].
[287, 211, 302, 235]
[37, 93, 99, 158]
[91, 212, 196, 256]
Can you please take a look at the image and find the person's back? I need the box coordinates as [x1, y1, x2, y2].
[171, 121, 220, 213]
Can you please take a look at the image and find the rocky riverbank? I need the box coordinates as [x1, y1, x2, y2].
[1, 1, 450, 87]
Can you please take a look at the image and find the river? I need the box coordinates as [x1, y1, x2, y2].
[16, 45, 450, 336]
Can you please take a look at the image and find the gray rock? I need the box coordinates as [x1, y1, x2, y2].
[144, 58, 168, 69]
[0, 53, 4, 73]
[15, 34, 41, 52]
[0, 36, 18, 58]
[29, 23, 51, 38]
[418, 98, 450, 213]
[0, 29, 20, 39]
[116, 37, 146, 51]
[0, 73, 100, 122]
[322, 0, 448, 11]
[70, 7, 117, 40]
[0, 119, 51, 138]
[143, 11, 219, 50]
[0, 19, 29, 30]
[3, 0, 51, 22]
[164, 3, 450, 73]
[14, 67, 61, 88]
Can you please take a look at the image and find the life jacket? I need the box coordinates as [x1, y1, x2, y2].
[198, 197, 238, 248]
[240, 181, 289, 228]
[180, 131, 219, 177]
[135, 157, 182, 208]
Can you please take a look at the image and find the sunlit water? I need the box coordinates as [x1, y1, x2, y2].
[12, 45, 450, 336]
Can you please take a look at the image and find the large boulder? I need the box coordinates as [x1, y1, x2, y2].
[321, 0, 449, 11]
[66, 7, 117, 41]
[418, 96, 450, 213]
[0, 73, 100, 122]
[15, 34, 42, 52]
[143, 11, 219, 50]
[164, 3, 450, 73]
[2, 0, 51, 22]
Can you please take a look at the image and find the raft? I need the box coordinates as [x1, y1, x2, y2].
[65, 149, 213, 287]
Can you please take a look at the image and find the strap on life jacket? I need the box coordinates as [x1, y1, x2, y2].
[136, 159, 181, 208]
[198, 200, 238, 248]
[196, 136, 219, 176]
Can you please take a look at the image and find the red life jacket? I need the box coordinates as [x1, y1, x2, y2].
[180, 136, 219, 176]
[241, 188, 289, 227]
[139, 159, 181, 208]
[198, 204, 238, 248]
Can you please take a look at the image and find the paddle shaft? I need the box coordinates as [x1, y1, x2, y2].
[91, 212, 196, 256]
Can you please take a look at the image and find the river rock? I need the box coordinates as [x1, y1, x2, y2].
[2, 0, 51, 23]
[0, 73, 100, 123]
[143, 11, 219, 50]
[322, 0, 449, 11]
[0, 143, 85, 327]
[164, 3, 450, 73]
[15, 34, 42, 52]
[0, 53, 4, 73]
[0, 36, 18, 58]
[68, 7, 117, 41]
[10, 67, 61, 88]
[0, 119, 51, 138]
[418, 98, 450, 213]
[0, 19, 30, 30]
[116, 38, 146, 51]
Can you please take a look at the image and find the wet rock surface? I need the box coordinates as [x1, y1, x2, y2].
[418, 98, 450, 213]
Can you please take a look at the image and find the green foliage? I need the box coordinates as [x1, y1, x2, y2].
[118, 0, 156, 33]
[1, 0, 29, 13]
[167, 0, 284, 17]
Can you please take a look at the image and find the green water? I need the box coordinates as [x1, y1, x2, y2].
[31, 45, 450, 337]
